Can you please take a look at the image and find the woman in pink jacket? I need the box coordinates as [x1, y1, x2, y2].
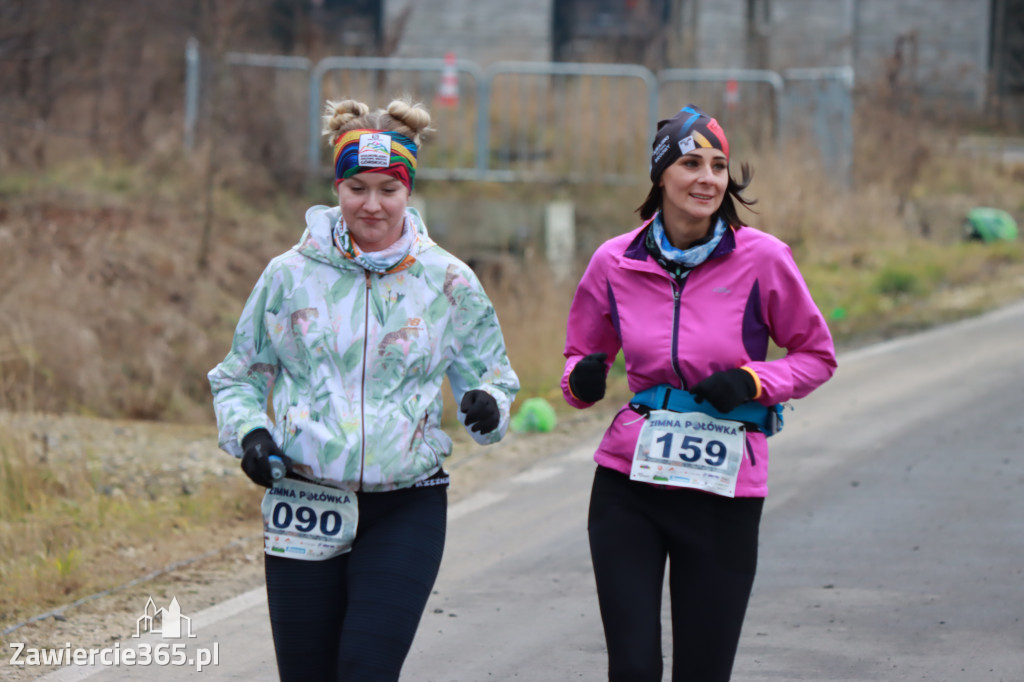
[562, 105, 837, 681]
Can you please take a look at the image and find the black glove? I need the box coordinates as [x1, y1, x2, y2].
[461, 389, 500, 434]
[569, 352, 608, 403]
[692, 368, 756, 414]
[240, 428, 291, 487]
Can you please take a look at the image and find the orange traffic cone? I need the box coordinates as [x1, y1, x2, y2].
[436, 51, 459, 108]
[724, 78, 739, 111]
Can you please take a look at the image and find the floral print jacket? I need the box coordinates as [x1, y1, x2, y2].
[209, 205, 519, 492]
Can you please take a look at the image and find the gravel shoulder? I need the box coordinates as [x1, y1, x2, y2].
[0, 404, 618, 680]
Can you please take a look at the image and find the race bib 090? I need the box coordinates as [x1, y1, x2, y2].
[261, 479, 359, 561]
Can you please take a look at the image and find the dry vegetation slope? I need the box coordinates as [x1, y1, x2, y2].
[0, 165, 291, 421]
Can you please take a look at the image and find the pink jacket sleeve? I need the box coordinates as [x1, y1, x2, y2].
[561, 247, 620, 409]
[744, 241, 837, 403]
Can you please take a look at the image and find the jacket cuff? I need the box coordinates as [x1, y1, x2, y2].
[237, 418, 273, 450]
[740, 366, 763, 400]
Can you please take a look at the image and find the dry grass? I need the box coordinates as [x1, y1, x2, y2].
[0, 415, 261, 629]
[0, 158, 298, 420]
[3, 119, 1023, 417]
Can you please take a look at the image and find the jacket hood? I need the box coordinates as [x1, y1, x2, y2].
[294, 205, 434, 268]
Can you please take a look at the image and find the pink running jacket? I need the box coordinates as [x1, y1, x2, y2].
[562, 221, 837, 497]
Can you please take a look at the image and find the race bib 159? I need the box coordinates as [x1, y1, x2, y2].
[630, 410, 746, 497]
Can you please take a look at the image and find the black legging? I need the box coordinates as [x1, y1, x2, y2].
[588, 466, 764, 682]
[265, 483, 446, 682]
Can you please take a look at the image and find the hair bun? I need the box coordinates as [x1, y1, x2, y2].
[322, 99, 370, 137]
[321, 97, 432, 147]
[386, 100, 431, 137]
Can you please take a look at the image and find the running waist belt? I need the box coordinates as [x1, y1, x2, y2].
[629, 384, 784, 436]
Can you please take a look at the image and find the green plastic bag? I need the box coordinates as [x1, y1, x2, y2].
[964, 207, 1019, 242]
[510, 397, 557, 433]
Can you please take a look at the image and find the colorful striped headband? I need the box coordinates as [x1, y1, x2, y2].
[333, 129, 418, 191]
[649, 104, 730, 183]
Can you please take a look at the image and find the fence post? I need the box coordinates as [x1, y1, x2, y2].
[184, 37, 200, 151]
[308, 60, 327, 181]
[475, 77, 492, 175]
[544, 200, 575, 282]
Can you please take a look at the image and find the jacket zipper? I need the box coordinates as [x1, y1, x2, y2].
[359, 271, 371, 491]
[670, 279, 687, 390]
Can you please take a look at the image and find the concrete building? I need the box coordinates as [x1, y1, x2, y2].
[381, 0, 1020, 112]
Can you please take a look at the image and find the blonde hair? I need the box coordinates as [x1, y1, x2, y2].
[321, 97, 432, 146]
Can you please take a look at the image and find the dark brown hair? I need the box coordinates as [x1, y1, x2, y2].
[637, 162, 758, 227]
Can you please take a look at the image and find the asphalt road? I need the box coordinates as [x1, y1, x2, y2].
[42, 300, 1024, 681]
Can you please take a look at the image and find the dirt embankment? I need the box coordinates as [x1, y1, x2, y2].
[0, 193, 293, 423]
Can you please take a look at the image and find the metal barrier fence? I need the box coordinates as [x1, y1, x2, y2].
[184, 42, 854, 185]
[780, 67, 856, 186]
[657, 69, 785, 150]
[307, 55, 485, 181]
[475, 61, 659, 184]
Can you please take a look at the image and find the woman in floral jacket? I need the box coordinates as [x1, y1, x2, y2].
[209, 97, 519, 682]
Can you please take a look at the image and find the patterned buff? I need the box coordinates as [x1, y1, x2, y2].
[333, 129, 418, 191]
[333, 213, 418, 275]
[645, 213, 728, 280]
[649, 104, 730, 183]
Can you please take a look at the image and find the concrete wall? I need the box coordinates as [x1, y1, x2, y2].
[695, 0, 991, 106]
[385, 0, 552, 64]
[382, 0, 994, 108]
[852, 0, 992, 106]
